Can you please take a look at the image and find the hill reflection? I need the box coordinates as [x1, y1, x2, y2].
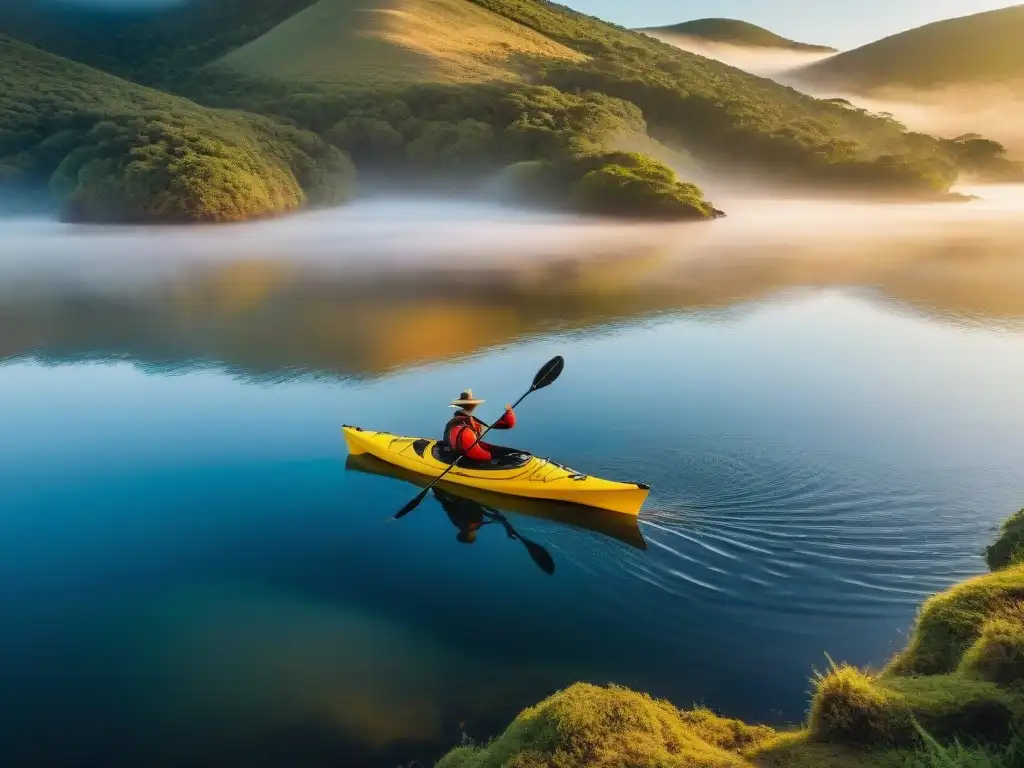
[2, 194, 1023, 379]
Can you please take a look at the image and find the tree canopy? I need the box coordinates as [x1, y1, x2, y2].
[0, 36, 355, 223]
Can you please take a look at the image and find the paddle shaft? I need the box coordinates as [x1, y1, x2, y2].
[423, 388, 533, 496]
[393, 355, 563, 520]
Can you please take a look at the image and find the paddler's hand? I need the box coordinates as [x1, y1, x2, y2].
[504, 403, 512, 412]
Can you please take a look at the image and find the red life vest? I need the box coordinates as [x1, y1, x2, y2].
[443, 412, 487, 452]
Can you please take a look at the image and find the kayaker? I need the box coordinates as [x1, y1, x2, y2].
[444, 389, 516, 463]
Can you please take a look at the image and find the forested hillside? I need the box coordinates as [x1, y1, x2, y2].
[2, 0, 1020, 223]
[0, 36, 354, 223]
[179, 0, 996, 196]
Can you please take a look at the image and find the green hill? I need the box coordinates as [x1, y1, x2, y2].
[214, 0, 585, 87]
[3, 0, 1020, 222]
[189, 0, 989, 197]
[799, 5, 1024, 92]
[0, 35, 354, 223]
[0, 1, 319, 83]
[638, 17, 836, 53]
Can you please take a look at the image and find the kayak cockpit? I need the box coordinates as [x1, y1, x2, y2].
[428, 441, 533, 471]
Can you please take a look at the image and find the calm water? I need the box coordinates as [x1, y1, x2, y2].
[2, 192, 1024, 768]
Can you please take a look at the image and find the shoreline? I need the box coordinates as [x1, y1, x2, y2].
[436, 508, 1024, 767]
[16, 185, 990, 228]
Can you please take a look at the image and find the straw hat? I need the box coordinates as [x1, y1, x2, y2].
[450, 389, 485, 408]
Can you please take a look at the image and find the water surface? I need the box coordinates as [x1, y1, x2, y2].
[2, 191, 1023, 767]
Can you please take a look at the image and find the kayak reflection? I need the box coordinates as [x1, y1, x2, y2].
[344, 453, 647, 553]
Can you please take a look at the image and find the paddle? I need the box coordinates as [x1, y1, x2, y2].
[393, 355, 564, 520]
[487, 509, 556, 576]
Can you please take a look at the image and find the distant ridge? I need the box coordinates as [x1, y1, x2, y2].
[638, 18, 836, 53]
[798, 5, 1024, 91]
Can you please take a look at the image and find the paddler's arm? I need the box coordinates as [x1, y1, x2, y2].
[492, 404, 516, 429]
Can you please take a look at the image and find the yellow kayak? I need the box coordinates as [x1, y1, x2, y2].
[345, 452, 647, 549]
[342, 425, 650, 516]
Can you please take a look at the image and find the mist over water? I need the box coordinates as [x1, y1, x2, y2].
[2, 189, 1023, 768]
[3, 187, 1023, 336]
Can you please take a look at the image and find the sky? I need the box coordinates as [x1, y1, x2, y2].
[563, 0, 1020, 49]
[45, 0, 1022, 50]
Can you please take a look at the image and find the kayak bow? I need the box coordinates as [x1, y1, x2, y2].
[342, 425, 649, 516]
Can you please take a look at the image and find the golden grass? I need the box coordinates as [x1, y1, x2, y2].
[214, 0, 584, 87]
[809, 662, 1019, 748]
[887, 564, 1024, 677]
[959, 602, 1024, 688]
[436, 683, 766, 768]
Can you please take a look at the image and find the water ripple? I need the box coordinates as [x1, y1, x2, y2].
[567, 439, 1017, 628]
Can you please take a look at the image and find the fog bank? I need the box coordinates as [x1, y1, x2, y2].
[649, 32, 1024, 156]
[799, 83, 1024, 154]
[1, 188, 1022, 380]
[642, 31, 834, 78]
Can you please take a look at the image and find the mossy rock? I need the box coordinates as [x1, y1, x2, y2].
[436, 682, 771, 768]
[959, 603, 1024, 688]
[987, 509, 1024, 572]
[809, 664, 1018, 748]
[887, 565, 1024, 676]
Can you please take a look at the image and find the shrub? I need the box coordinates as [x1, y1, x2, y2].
[887, 565, 1024, 677]
[810, 664, 909, 746]
[959, 603, 1024, 688]
[809, 664, 1017, 747]
[987, 509, 1024, 572]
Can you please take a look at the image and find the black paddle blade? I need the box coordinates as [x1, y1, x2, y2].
[522, 537, 556, 575]
[532, 356, 564, 391]
[395, 488, 429, 519]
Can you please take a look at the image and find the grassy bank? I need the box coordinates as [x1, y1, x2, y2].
[438, 508, 1024, 767]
